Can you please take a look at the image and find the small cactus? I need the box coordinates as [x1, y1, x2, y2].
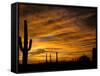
[46, 53, 47, 63]
[56, 52, 58, 62]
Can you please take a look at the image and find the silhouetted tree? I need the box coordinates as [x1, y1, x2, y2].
[19, 20, 32, 65]
[79, 55, 90, 64]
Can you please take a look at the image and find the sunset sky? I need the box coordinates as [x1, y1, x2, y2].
[18, 4, 97, 64]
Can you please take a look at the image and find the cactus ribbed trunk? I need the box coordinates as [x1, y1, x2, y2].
[23, 20, 28, 65]
[19, 20, 32, 65]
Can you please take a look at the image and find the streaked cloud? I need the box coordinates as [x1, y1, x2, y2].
[19, 4, 97, 64]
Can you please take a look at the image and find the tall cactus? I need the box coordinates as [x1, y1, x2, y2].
[19, 20, 32, 65]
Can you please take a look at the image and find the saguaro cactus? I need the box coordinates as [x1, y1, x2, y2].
[56, 52, 58, 62]
[19, 20, 32, 65]
[46, 53, 48, 63]
[50, 54, 52, 62]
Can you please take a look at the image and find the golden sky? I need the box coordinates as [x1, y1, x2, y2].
[18, 4, 97, 64]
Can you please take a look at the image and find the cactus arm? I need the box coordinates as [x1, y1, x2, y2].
[19, 37, 24, 51]
[28, 39, 32, 51]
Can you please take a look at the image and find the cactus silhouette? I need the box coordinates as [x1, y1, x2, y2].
[19, 20, 32, 65]
[56, 52, 58, 62]
[50, 54, 51, 62]
[46, 53, 47, 63]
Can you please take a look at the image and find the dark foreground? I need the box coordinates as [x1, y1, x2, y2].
[18, 60, 97, 73]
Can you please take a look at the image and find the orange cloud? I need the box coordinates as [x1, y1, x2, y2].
[19, 4, 97, 64]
